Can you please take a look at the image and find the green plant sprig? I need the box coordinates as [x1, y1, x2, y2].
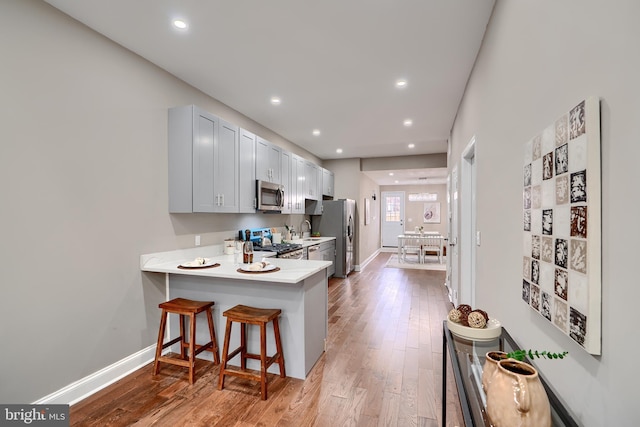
[506, 350, 568, 361]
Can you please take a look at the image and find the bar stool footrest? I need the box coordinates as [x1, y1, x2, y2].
[225, 346, 244, 361]
[157, 355, 191, 368]
[220, 367, 262, 382]
[161, 336, 183, 349]
[188, 341, 215, 357]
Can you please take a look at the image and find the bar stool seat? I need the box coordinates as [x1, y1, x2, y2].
[153, 298, 220, 384]
[218, 304, 285, 400]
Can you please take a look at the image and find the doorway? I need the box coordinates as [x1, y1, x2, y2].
[381, 191, 405, 247]
[460, 136, 477, 307]
[447, 167, 458, 305]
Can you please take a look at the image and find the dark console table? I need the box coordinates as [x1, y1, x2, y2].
[442, 321, 579, 426]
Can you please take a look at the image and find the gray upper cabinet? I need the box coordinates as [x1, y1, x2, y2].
[291, 154, 305, 214]
[304, 160, 319, 201]
[280, 150, 292, 214]
[215, 119, 240, 213]
[322, 168, 334, 198]
[169, 105, 326, 215]
[239, 128, 257, 213]
[169, 105, 215, 213]
[168, 105, 239, 213]
[256, 136, 281, 184]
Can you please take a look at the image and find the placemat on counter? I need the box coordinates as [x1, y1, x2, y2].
[177, 263, 220, 270]
[236, 267, 281, 274]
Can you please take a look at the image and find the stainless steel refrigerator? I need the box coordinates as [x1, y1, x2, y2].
[312, 199, 355, 278]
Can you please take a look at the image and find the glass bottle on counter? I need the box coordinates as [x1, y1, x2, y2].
[243, 241, 254, 264]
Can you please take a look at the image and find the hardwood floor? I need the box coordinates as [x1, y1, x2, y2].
[70, 253, 463, 426]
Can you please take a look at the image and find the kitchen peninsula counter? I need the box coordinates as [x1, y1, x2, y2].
[141, 246, 332, 379]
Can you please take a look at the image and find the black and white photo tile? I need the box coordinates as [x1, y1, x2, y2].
[523, 98, 600, 353]
[522, 280, 531, 304]
[531, 284, 541, 311]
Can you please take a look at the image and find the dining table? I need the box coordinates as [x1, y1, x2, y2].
[404, 230, 441, 235]
[397, 233, 445, 263]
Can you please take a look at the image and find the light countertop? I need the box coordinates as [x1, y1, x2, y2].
[141, 245, 331, 284]
[288, 236, 336, 247]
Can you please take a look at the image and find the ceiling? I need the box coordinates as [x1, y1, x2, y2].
[363, 167, 448, 186]
[44, 0, 494, 184]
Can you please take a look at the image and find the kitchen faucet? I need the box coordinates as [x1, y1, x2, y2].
[301, 219, 311, 237]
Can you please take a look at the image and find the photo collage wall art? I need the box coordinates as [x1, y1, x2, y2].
[522, 97, 601, 355]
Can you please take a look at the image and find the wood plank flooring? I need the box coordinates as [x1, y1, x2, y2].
[70, 253, 463, 426]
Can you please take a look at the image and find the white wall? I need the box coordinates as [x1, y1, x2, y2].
[380, 184, 448, 236]
[449, 1, 639, 424]
[0, 0, 311, 403]
[358, 173, 380, 265]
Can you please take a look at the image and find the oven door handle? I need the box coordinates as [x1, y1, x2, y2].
[283, 249, 304, 260]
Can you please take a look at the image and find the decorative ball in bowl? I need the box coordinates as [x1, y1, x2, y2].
[447, 304, 501, 341]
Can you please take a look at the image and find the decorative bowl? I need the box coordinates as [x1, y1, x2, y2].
[447, 316, 502, 341]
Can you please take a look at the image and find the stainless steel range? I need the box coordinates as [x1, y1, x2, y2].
[239, 228, 304, 259]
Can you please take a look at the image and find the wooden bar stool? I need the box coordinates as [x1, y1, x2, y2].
[153, 298, 220, 384]
[218, 304, 285, 400]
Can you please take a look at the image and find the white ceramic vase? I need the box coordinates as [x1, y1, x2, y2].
[486, 359, 551, 427]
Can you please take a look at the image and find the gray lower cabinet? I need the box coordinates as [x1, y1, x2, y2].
[320, 240, 336, 277]
[168, 105, 239, 213]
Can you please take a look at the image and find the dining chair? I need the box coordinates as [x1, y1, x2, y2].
[401, 235, 422, 263]
[421, 235, 443, 263]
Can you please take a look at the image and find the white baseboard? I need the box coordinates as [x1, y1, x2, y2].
[33, 344, 157, 406]
[357, 248, 381, 271]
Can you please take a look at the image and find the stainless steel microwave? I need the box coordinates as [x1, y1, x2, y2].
[256, 180, 284, 211]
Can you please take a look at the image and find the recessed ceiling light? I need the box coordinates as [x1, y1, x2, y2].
[312, 129, 321, 136]
[403, 119, 413, 127]
[336, 148, 343, 154]
[395, 180, 399, 184]
[173, 19, 188, 30]
[395, 79, 408, 88]
[270, 97, 281, 105]
[408, 143, 415, 148]
[389, 172, 394, 176]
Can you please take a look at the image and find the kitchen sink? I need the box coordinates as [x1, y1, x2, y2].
[303, 238, 322, 241]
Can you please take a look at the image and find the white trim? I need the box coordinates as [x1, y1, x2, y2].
[356, 248, 381, 271]
[447, 165, 459, 307]
[380, 191, 405, 247]
[33, 344, 158, 406]
[460, 136, 477, 306]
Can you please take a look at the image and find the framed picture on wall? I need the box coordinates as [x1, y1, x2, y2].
[522, 96, 601, 355]
[423, 202, 441, 223]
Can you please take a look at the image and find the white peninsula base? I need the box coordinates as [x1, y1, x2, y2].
[141, 247, 331, 379]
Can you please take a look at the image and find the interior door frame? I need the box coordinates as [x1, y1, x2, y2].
[460, 136, 477, 307]
[447, 166, 458, 305]
[380, 191, 405, 247]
